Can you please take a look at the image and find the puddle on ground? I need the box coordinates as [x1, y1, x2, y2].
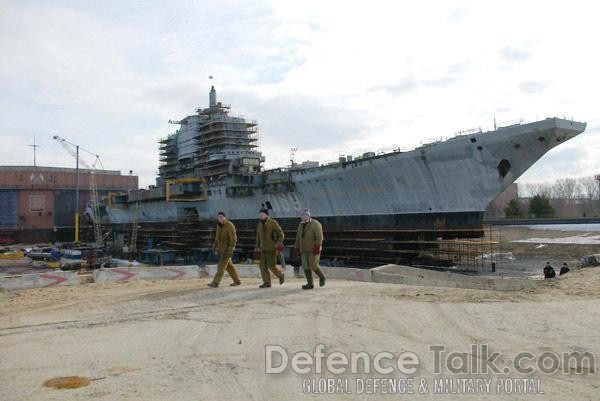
[43, 376, 91, 389]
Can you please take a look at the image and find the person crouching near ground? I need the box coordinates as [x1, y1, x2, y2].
[255, 208, 285, 288]
[208, 211, 241, 288]
[294, 208, 326, 290]
[543, 261, 556, 279]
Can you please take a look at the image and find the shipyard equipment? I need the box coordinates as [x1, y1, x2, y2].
[53, 135, 105, 247]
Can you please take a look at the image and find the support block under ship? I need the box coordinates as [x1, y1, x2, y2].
[92, 86, 586, 265]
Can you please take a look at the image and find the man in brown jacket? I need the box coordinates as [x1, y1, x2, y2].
[208, 211, 241, 288]
[255, 208, 285, 288]
[294, 208, 325, 289]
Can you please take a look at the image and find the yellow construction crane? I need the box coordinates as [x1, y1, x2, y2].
[52, 135, 105, 247]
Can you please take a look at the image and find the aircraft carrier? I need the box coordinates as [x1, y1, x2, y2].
[92, 86, 586, 265]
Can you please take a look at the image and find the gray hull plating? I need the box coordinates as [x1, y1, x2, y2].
[99, 118, 585, 227]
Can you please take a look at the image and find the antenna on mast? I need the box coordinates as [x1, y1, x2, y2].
[29, 134, 40, 167]
[290, 147, 298, 168]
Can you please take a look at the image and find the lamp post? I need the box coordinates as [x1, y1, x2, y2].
[53, 135, 82, 243]
[75, 145, 80, 243]
[53, 135, 104, 246]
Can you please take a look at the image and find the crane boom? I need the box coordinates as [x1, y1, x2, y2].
[53, 135, 104, 247]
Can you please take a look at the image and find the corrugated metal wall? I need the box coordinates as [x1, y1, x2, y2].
[54, 190, 109, 227]
[54, 191, 77, 227]
[0, 190, 18, 228]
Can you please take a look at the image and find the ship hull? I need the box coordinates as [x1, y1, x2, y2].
[97, 118, 586, 230]
[225, 211, 482, 231]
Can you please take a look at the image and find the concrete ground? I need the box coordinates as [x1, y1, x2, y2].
[1, 268, 599, 400]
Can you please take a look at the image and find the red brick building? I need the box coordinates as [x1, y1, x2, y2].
[0, 166, 138, 242]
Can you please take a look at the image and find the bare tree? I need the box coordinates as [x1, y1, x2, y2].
[522, 177, 599, 217]
[579, 176, 599, 200]
[551, 178, 580, 199]
[525, 182, 553, 198]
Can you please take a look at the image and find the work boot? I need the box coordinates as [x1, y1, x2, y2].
[315, 269, 326, 287]
[207, 282, 218, 288]
[279, 274, 285, 285]
[302, 270, 314, 290]
[259, 283, 271, 288]
[230, 282, 241, 287]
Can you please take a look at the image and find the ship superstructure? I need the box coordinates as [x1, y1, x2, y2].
[158, 86, 262, 182]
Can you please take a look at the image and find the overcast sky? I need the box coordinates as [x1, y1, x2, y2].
[1, 0, 598, 187]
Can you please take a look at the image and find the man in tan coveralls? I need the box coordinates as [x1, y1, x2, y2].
[208, 211, 241, 288]
[294, 208, 326, 290]
[255, 208, 285, 288]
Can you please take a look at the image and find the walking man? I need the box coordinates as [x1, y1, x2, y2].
[294, 208, 326, 290]
[255, 208, 285, 288]
[208, 211, 241, 288]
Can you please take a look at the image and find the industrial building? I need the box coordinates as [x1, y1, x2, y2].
[0, 166, 138, 243]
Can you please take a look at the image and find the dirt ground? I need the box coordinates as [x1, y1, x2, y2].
[1, 225, 598, 400]
[1, 265, 599, 401]
[497, 226, 600, 262]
